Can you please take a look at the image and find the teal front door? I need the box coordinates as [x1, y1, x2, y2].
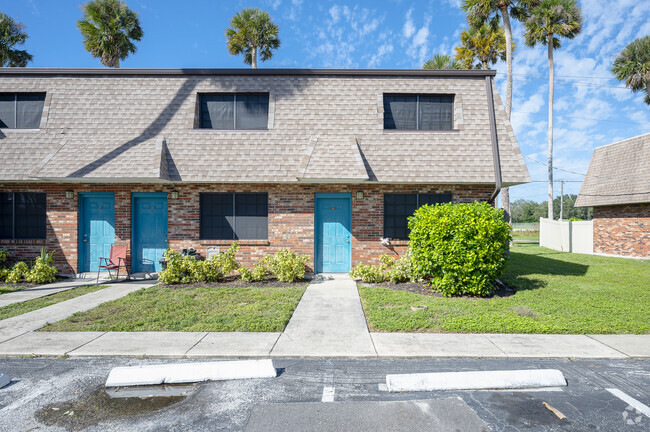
[315, 193, 351, 273]
[79, 193, 115, 272]
[132, 193, 168, 273]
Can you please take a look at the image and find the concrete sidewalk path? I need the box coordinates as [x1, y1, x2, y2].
[0, 278, 109, 308]
[271, 274, 377, 357]
[0, 280, 154, 344]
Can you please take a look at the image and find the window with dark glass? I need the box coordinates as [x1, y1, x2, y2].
[383, 94, 453, 130]
[199, 93, 269, 130]
[0, 192, 46, 239]
[0, 93, 46, 129]
[383, 193, 452, 239]
[200, 193, 268, 240]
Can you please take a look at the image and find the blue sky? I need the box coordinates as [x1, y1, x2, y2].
[5, 0, 650, 204]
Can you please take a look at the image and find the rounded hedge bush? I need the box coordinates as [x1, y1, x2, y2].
[408, 201, 511, 297]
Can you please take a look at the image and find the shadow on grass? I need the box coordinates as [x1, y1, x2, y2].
[502, 247, 589, 293]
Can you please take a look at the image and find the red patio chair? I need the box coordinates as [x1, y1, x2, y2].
[97, 245, 130, 282]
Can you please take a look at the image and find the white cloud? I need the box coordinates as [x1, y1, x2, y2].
[329, 5, 340, 24]
[402, 8, 415, 39]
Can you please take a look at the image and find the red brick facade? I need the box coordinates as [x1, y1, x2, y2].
[593, 203, 650, 258]
[0, 182, 493, 274]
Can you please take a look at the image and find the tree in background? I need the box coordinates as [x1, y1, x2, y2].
[511, 195, 592, 222]
[0, 12, 33, 67]
[462, 1, 538, 223]
[455, 20, 508, 70]
[77, 0, 143, 68]
[611, 35, 650, 104]
[226, 8, 280, 69]
[524, 0, 582, 220]
[423, 54, 461, 69]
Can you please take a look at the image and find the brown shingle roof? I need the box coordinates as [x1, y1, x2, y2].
[575, 132, 650, 207]
[0, 69, 530, 185]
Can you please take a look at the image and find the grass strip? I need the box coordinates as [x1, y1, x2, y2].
[359, 244, 649, 334]
[0, 285, 108, 321]
[42, 285, 307, 332]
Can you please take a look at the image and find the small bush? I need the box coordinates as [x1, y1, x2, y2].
[0, 249, 8, 267]
[409, 201, 511, 297]
[264, 249, 309, 282]
[158, 243, 241, 284]
[0, 268, 8, 282]
[239, 261, 268, 282]
[6, 261, 29, 283]
[349, 263, 387, 283]
[211, 243, 241, 275]
[26, 248, 57, 284]
[387, 249, 422, 283]
[158, 249, 188, 284]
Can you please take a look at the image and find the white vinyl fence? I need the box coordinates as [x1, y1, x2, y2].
[539, 218, 593, 254]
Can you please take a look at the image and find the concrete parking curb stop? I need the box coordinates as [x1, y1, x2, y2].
[105, 359, 278, 387]
[385, 369, 567, 392]
[0, 372, 10, 389]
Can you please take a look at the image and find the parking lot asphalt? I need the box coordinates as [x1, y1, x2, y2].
[0, 357, 648, 431]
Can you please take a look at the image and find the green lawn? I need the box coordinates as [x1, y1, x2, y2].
[0, 285, 108, 321]
[359, 244, 650, 334]
[0, 285, 25, 295]
[41, 285, 307, 332]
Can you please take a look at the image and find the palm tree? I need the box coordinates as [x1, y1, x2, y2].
[611, 35, 650, 104]
[462, 1, 538, 223]
[0, 12, 33, 67]
[226, 8, 280, 69]
[423, 54, 461, 69]
[77, 0, 143, 68]
[454, 21, 508, 70]
[524, 0, 582, 219]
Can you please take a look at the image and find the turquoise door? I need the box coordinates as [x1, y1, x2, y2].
[132, 193, 168, 273]
[79, 193, 115, 272]
[315, 193, 351, 273]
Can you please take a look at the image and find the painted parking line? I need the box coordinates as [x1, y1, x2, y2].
[322, 386, 335, 402]
[606, 389, 650, 418]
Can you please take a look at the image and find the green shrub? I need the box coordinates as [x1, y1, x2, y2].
[349, 263, 387, 283]
[26, 248, 57, 284]
[0, 249, 8, 267]
[264, 249, 309, 282]
[239, 261, 268, 282]
[6, 261, 29, 283]
[387, 249, 422, 283]
[0, 268, 8, 282]
[158, 249, 187, 284]
[158, 243, 241, 284]
[211, 243, 240, 275]
[409, 201, 511, 297]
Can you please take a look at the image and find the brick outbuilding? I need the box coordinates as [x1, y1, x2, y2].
[0, 68, 530, 275]
[575, 133, 650, 258]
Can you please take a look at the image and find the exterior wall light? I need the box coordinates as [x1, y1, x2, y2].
[170, 190, 179, 199]
[65, 190, 74, 199]
[356, 191, 364, 200]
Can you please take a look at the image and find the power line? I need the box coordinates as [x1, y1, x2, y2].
[510, 72, 615, 81]
[524, 155, 650, 183]
[511, 110, 650, 126]
[511, 78, 629, 90]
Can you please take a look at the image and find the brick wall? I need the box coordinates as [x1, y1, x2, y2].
[592, 204, 650, 258]
[0, 182, 494, 274]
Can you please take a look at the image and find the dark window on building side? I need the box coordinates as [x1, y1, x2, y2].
[383, 94, 453, 130]
[0, 192, 46, 239]
[199, 93, 269, 130]
[383, 192, 452, 240]
[0, 93, 46, 129]
[200, 193, 268, 240]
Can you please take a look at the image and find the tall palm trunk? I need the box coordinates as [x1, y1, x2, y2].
[500, 7, 513, 223]
[547, 34, 554, 220]
[252, 46, 258, 69]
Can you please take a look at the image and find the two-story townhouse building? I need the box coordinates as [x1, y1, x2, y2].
[0, 68, 530, 275]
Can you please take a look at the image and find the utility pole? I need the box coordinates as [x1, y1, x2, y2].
[560, 180, 564, 220]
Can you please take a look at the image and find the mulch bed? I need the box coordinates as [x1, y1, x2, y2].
[158, 275, 308, 289]
[356, 278, 517, 299]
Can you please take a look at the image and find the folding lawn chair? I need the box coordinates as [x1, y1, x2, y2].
[97, 245, 131, 282]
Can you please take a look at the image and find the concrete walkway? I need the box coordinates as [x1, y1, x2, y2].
[271, 274, 377, 357]
[0, 278, 111, 308]
[0, 280, 154, 344]
[0, 274, 648, 359]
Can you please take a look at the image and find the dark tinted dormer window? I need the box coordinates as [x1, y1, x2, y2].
[199, 93, 269, 130]
[384, 94, 453, 130]
[0, 93, 46, 129]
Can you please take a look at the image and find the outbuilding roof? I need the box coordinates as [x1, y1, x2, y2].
[575, 132, 650, 207]
[0, 68, 530, 186]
